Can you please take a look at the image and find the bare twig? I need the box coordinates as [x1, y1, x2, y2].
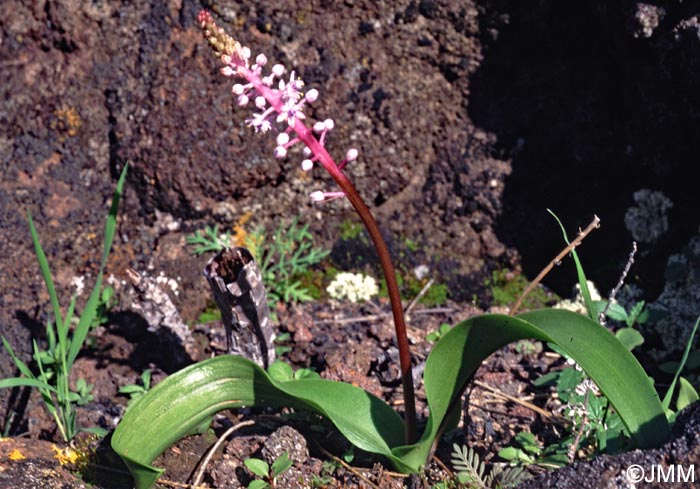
[473, 380, 553, 419]
[191, 420, 256, 487]
[404, 278, 435, 319]
[599, 241, 637, 324]
[312, 307, 454, 326]
[314, 443, 381, 489]
[510, 215, 601, 315]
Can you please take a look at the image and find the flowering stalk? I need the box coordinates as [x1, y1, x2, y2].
[199, 10, 417, 443]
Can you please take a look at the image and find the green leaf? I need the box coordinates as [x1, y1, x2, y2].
[594, 300, 628, 322]
[67, 163, 128, 370]
[0, 377, 57, 392]
[270, 452, 292, 477]
[244, 458, 269, 478]
[27, 212, 64, 333]
[616, 327, 645, 351]
[112, 355, 405, 489]
[392, 309, 668, 472]
[112, 310, 669, 488]
[248, 480, 269, 489]
[676, 377, 699, 412]
[548, 210, 596, 321]
[662, 314, 700, 411]
[268, 361, 295, 382]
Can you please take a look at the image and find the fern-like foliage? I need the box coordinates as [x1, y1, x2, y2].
[450, 444, 530, 489]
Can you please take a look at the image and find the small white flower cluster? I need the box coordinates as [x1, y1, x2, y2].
[156, 271, 181, 297]
[326, 272, 378, 303]
[554, 280, 602, 315]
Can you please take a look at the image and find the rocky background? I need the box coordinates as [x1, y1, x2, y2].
[1, 0, 699, 425]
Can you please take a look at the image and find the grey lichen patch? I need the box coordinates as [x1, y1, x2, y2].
[643, 236, 700, 360]
[624, 189, 673, 243]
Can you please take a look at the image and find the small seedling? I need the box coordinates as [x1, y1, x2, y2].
[244, 451, 293, 489]
[426, 324, 451, 343]
[449, 443, 529, 488]
[118, 369, 152, 409]
[186, 224, 232, 255]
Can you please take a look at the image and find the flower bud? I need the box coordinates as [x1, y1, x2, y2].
[301, 159, 313, 171]
[313, 121, 326, 133]
[305, 89, 319, 103]
[255, 96, 266, 109]
[255, 53, 268, 66]
[276, 132, 290, 146]
[274, 146, 287, 158]
[346, 148, 359, 161]
[310, 191, 325, 202]
[324, 119, 335, 130]
[272, 64, 285, 77]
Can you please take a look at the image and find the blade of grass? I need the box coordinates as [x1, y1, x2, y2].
[662, 314, 700, 410]
[27, 212, 64, 333]
[547, 209, 596, 321]
[67, 164, 128, 369]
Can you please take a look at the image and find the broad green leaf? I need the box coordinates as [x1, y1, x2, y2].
[391, 310, 669, 472]
[112, 309, 669, 488]
[248, 479, 269, 489]
[111, 355, 405, 489]
[244, 458, 269, 478]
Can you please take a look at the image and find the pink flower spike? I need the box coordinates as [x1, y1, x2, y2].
[310, 191, 345, 203]
[301, 159, 314, 171]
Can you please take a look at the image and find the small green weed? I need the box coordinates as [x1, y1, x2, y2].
[252, 218, 330, 306]
[118, 369, 152, 410]
[433, 443, 529, 488]
[244, 451, 293, 489]
[426, 324, 451, 343]
[486, 269, 554, 310]
[186, 224, 232, 255]
[0, 165, 128, 441]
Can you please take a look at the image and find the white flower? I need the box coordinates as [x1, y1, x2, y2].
[326, 272, 378, 303]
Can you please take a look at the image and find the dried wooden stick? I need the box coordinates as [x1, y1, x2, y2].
[404, 278, 435, 319]
[191, 420, 256, 487]
[599, 241, 637, 324]
[510, 215, 601, 315]
[314, 443, 381, 489]
[473, 380, 552, 419]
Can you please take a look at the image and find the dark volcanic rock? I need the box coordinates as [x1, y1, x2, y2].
[519, 401, 700, 488]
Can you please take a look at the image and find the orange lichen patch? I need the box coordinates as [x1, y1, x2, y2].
[51, 445, 84, 467]
[231, 211, 254, 247]
[8, 449, 26, 461]
[51, 107, 83, 140]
